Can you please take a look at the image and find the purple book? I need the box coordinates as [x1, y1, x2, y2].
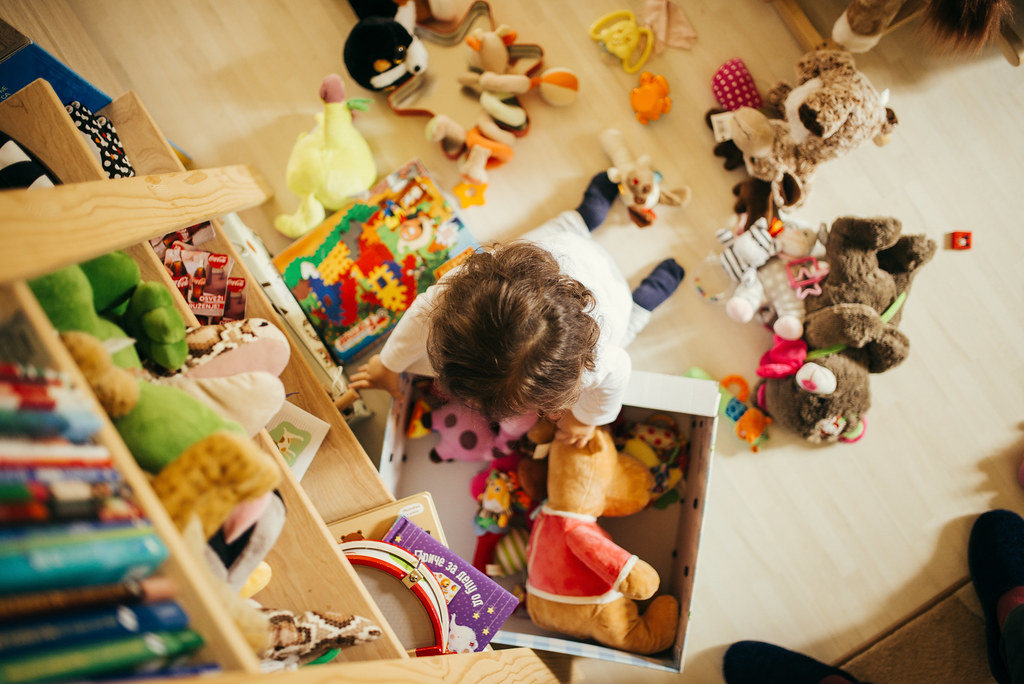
[383, 516, 518, 653]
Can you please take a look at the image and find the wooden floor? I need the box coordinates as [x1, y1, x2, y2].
[5, 1, 1024, 681]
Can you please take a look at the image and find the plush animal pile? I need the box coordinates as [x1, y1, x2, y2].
[753, 215, 936, 443]
[714, 48, 897, 211]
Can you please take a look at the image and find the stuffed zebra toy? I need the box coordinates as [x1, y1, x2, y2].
[717, 216, 822, 341]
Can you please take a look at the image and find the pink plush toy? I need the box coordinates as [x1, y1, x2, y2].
[423, 401, 537, 462]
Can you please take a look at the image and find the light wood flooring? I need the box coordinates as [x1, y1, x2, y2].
[4, 1, 1024, 681]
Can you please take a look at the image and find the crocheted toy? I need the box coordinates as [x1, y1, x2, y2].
[523, 427, 678, 654]
[754, 216, 936, 443]
[426, 23, 578, 189]
[421, 400, 537, 462]
[717, 49, 898, 211]
[832, 0, 1012, 54]
[274, 74, 377, 238]
[599, 128, 691, 228]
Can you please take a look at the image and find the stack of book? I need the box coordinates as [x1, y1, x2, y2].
[0, 361, 211, 682]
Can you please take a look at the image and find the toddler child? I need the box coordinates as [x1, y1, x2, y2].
[349, 172, 684, 446]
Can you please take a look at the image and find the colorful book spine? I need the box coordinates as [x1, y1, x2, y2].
[0, 466, 122, 485]
[0, 600, 190, 655]
[0, 523, 168, 594]
[0, 575, 177, 621]
[0, 628, 204, 684]
[0, 437, 110, 467]
[0, 479, 141, 524]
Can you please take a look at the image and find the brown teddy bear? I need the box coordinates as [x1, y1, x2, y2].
[754, 216, 936, 443]
[520, 424, 678, 654]
[726, 49, 897, 211]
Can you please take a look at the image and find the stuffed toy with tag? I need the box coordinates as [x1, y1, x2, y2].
[715, 49, 897, 211]
[523, 426, 678, 654]
[274, 74, 377, 238]
[598, 128, 690, 228]
[754, 215, 936, 443]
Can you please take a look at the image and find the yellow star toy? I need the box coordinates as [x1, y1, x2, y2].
[453, 181, 487, 208]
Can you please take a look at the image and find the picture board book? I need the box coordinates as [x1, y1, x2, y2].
[382, 515, 518, 653]
[272, 159, 478, 366]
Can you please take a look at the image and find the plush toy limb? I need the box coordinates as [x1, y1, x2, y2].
[180, 518, 271, 653]
[474, 113, 517, 147]
[60, 331, 139, 417]
[725, 269, 764, 324]
[261, 608, 382, 661]
[121, 281, 188, 372]
[832, 0, 903, 52]
[804, 302, 885, 350]
[425, 114, 467, 156]
[526, 594, 678, 655]
[151, 431, 280, 538]
[273, 194, 327, 239]
[479, 91, 527, 129]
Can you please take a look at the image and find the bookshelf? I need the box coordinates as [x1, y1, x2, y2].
[0, 78, 565, 682]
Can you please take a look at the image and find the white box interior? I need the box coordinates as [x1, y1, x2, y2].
[378, 371, 720, 671]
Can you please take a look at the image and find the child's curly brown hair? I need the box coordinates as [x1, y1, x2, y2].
[426, 241, 600, 420]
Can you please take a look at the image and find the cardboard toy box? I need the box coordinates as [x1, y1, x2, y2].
[376, 370, 720, 672]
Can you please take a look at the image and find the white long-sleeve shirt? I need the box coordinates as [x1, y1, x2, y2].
[379, 211, 637, 426]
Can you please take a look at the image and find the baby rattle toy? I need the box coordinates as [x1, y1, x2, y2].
[589, 10, 654, 73]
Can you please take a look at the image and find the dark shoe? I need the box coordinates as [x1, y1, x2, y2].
[969, 509, 1024, 684]
[723, 641, 862, 684]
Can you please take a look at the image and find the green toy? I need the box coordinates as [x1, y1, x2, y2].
[29, 251, 187, 372]
[273, 73, 377, 238]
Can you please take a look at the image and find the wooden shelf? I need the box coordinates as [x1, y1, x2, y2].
[0, 77, 561, 682]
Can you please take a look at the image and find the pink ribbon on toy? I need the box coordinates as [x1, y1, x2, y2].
[755, 334, 808, 378]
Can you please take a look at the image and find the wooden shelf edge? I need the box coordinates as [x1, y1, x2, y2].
[0, 165, 272, 284]
[183, 647, 572, 684]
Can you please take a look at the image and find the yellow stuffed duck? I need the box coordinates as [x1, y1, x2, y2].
[274, 73, 377, 238]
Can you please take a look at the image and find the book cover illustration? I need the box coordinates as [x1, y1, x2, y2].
[383, 516, 518, 653]
[272, 159, 477, 365]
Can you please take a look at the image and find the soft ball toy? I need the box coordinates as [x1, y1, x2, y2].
[524, 427, 678, 654]
[754, 215, 936, 443]
[725, 49, 897, 210]
[274, 74, 377, 238]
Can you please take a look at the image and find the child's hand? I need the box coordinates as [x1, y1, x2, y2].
[349, 354, 402, 400]
[555, 412, 597, 448]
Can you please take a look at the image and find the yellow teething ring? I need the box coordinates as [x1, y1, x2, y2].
[625, 27, 654, 74]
